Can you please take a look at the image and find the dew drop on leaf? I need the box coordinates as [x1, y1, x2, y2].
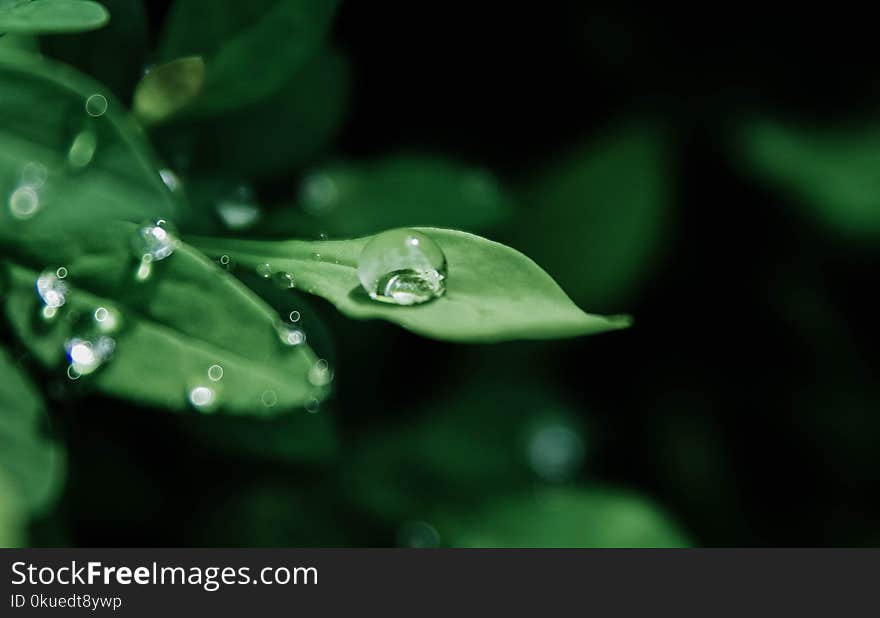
[216, 185, 261, 231]
[260, 390, 278, 407]
[357, 228, 447, 305]
[308, 359, 332, 387]
[188, 385, 217, 412]
[84, 93, 108, 117]
[159, 169, 182, 194]
[67, 130, 97, 168]
[276, 322, 306, 346]
[207, 364, 224, 382]
[273, 271, 295, 289]
[288, 310, 301, 323]
[133, 221, 176, 281]
[65, 335, 115, 378]
[256, 263, 272, 278]
[36, 270, 68, 318]
[305, 398, 321, 414]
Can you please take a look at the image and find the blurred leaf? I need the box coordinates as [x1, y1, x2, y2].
[0, 347, 65, 519]
[260, 155, 511, 237]
[514, 125, 671, 311]
[193, 228, 630, 343]
[740, 120, 880, 238]
[160, 47, 349, 182]
[0, 471, 25, 547]
[184, 411, 337, 464]
[0, 0, 108, 34]
[158, 0, 339, 115]
[435, 488, 689, 548]
[40, 0, 149, 100]
[348, 383, 588, 521]
[1, 222, 325, 414]
[133, 56, 206, 125]
[0, 52, 182, 233]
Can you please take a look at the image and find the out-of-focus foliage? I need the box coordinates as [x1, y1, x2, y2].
[157, 0, 340, 116]
[260, 156, 511, 238]
[0, 348, 65, 546]
[434, 489, 689, 548]
[0, 0, 107, 35]
[739, 120, 880, 239]
[193, 229, 630, 342]
[40, 0, 148, 99]
[513, 125, 671, 311]
[133, 56, 206, 126]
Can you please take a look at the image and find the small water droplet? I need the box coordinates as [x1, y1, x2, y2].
[308, 359, 332, 387]
[8, 184, 40, 220]
[357, 229, 447, 305]
[65, 335, 115, 377]
[312, 252, 322, 262]
[85, 93, 108, 117]
[216, 185, 261, 230]
[36, 270, 68, 317]
[133, 222, 176, 281]
[527, 423, 585, 483]
[260, 390, 278, 407]
[207, 364, 224, 382]
[188, 385, 217, 412]
[288, 310, 301, 323]
[67, 130, 97, 168]
[318, 231, 328, 240]
[276, 323, 306, 346]
[256, 263, 272, 279]
[159, 168, 181, 193]
[305, 398, 320, 413]
[55, 267, 68, 279]
[273, 271, 295, 289]
[20, 162, 47, 188]
[219, 255, 231, 266]
[135, 222, 176, 261]
[300, 173, 339, 216]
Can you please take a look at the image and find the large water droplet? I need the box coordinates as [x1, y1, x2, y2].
[357, 229, 447, 305]
[36, 270, 68, 318]
[85, 93, 108, 117]
[8, 184, 40, 220]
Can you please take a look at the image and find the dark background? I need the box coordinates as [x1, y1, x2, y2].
[27, 3, 880, 547]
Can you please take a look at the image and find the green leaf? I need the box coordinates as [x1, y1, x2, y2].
[739, 119, 880, 238]
[260, 155, 511, 238]
[0, 0, 108, 34]
[40, 0, 150, 100]
[133, 56, 206, 125]
[156, 47, 349, 182]
[434, 488, 690, 548]
[513, 125, 671, 311]
[348, 382, 589, 521]
[0, 347, 65, 519]
[0, 52, 181, 235]
[158, 0, 340, 115]
[192, 228, 630, 343]
[1, 222, 326, 415]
